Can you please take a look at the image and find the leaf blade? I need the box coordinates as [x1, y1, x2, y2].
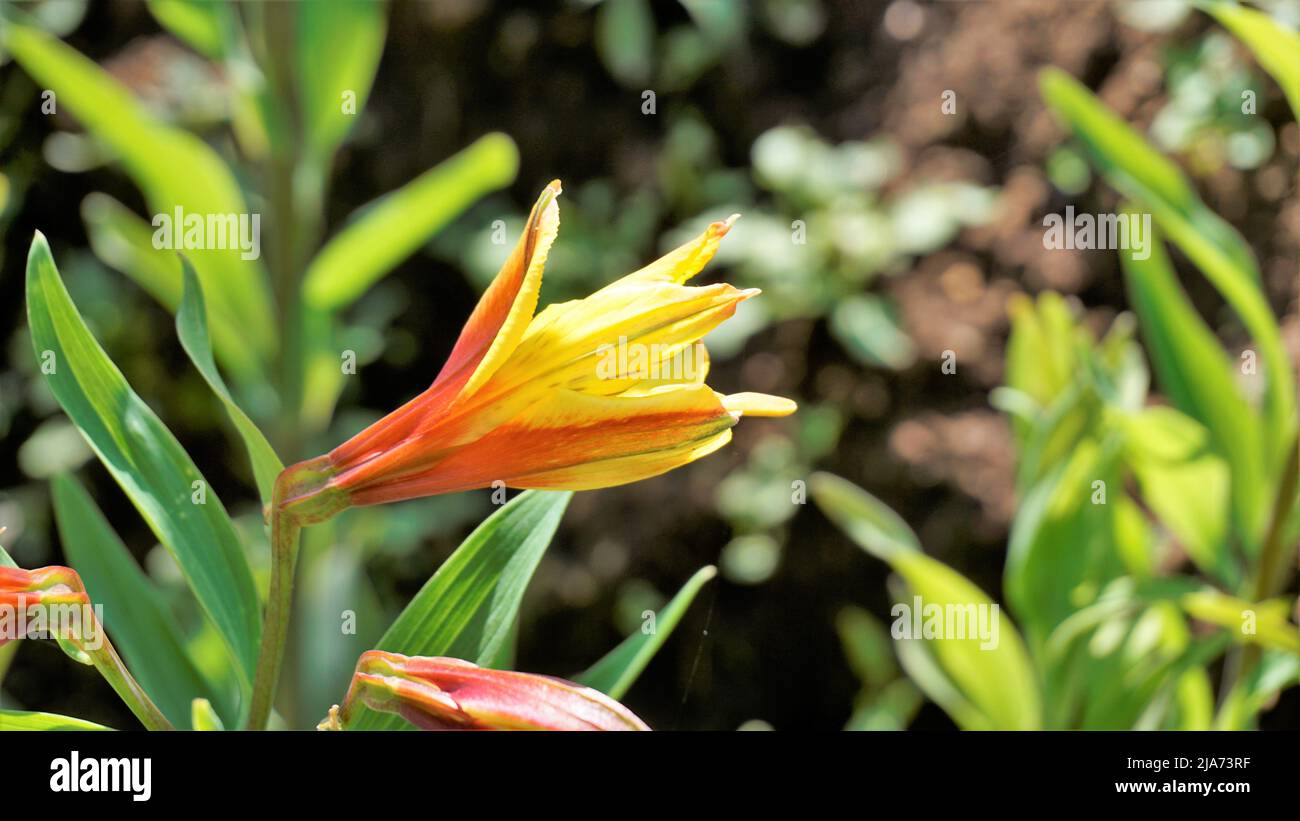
[303, 133, 519, 310]
[176, 260, 283, 506]
[346, 490, 572, 730]
[577, 564, 716, 699]
[26, 233, 261, 686]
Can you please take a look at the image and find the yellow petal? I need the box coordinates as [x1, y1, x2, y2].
[723, 392, 798, 417]
[608, 214, 739, 288]
[456, 180, 561, 399]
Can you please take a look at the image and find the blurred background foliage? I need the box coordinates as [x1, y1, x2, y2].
[1, 0, 1298, 730]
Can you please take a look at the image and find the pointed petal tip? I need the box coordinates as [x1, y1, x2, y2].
[546, 179, 563, 195]
[723, 392, 798, 418]
[710, 213, 741, 238]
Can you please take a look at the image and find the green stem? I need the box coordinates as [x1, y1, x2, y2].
[86, 638, 173, 731]
[246, 480, 301, 729]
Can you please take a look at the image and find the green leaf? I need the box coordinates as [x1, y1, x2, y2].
[1122, 407, 1232, 581]
[1005, 437, 1126, 641]
[346, 490, 572, 730]
[303, 132, 520, 310]
[26, 234, 261, 687]
[147, 0, 236, 58]
[889, 551, 1042, 729]
[1204, 1, 1300, 120]
[81, 193, 258, 382]
[595, 0, 656, 87]
[812, 473, 1041, 729]
[1119, 230, 1268, 545]
[1039, 68, 1293, 469]
[829, 294, 917, 370]
[808, 472, 919, 560]
[51, 473, 230, 729]
[6, 23, 276, 363]
[0, 709, 113, 731]
[578, 565, 716, 699]
[177, 260, 282, 506]
[296, 0, 386, 159]
[190, 698, 225, 730]
[1181, 589, 1300, 654]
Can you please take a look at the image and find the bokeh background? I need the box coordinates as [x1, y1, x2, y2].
[2, 0, 1299, 730]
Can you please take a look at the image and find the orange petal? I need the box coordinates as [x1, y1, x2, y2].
[339, 384, 736, 503]
[439, 180, 560, 399]
[328, 182, 560, 468]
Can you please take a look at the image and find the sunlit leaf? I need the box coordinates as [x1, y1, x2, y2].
[346, 490, 572, 730]
[296, 0, 386, 159]
[147, 0, 235, 58]
[1205, 0, 1300, 119]
[7, 24, 276, 363]
[1119, 229, 1268, 545]
[0, 710, 113, 731]
[1040, 68, 1293, 477]
[812, 473, 1041, 729]
[26, 234, 260, 686]
[177, 260, 283, 506]
[303, 133, 519, 310]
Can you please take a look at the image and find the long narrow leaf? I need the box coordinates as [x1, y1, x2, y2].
[1204, 1, 1300, 119]
[303, 133, 519, 310]
[6, 23, 275, 365]
[812, 473, 1041, 729]
[578, 565, 717, 699]
[176, 260, 283, 506]
[346, 490, 572, 730]
[0, 710, 113, 731]
[81, 193, 257, 381]
[1039, 68, 1293, 465]
[26, 233, 261, 686]
[1119, 230, 1268, 544]
[51, 474, 232, 728]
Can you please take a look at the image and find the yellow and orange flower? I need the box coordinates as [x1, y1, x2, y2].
[325, 650, 649, 731]
[280, 180, 795, 522]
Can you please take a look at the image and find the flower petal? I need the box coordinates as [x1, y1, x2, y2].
[723, 392, 799, 417]
[446, 180, 560, 399]
[339, 383, 736, 503]
[607, 214, 738, 288]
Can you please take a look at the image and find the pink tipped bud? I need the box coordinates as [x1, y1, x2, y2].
[333, 651, 649, 731]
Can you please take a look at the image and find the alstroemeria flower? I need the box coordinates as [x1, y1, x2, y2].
[280, 180, 795, 523]
[324, 650, 649, 731]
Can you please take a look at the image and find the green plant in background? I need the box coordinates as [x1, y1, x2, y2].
[1153, 30, 1277, 171]
[812, 1, 1300, 730]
